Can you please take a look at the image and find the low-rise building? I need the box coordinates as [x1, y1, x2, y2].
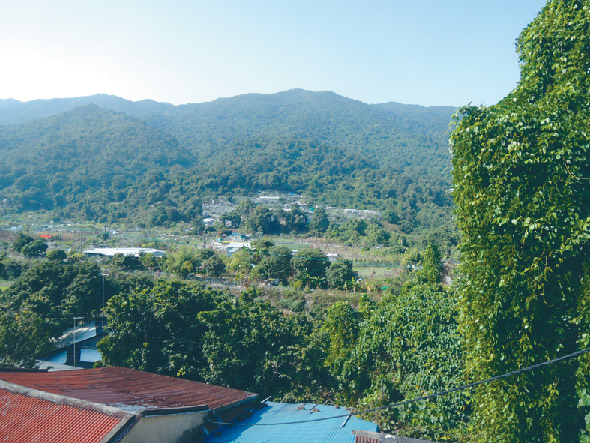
[39, 320, 105, 370]
[213, 240, 251, 257]
[83, 247, 166, 257]
[0, 368, 387, 442]
[0, 381, 133, 443]
[352, 430, 438, 443]
[0, 367, 257, 443]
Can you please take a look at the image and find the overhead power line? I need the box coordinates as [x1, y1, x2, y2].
[209, 346, 590, 427]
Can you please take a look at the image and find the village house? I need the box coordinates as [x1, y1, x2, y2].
[0, 366, 395, 443]
[204, 401, 378, 443]
[0, 367, 257, 443]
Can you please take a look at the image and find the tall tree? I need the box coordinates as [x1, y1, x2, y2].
[0, 260, 104, 366]
[257, 245, 292, 284]
[416, 242, 442, 285]
[12, 233, 47, 257]
[99, 281, 218, 376]
[450, 1, 590, 441]
[326, 259, 355, 289]
[291, 248, 329, 288]
[309, 207, 329, 234]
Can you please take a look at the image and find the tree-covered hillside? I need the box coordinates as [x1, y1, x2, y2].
[149, 89, 453, 158]
[0, 90, 455, 231]
[0, 105, 193, 222]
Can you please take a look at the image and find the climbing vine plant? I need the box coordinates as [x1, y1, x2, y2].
[450, 1, 590, 441]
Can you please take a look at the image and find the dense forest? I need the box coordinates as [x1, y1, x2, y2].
[0, 89, 455, 233]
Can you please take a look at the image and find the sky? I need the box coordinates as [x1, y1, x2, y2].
[0, 0, 548, 107]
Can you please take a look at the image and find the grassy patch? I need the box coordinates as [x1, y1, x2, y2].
[0, 282, 12, 291]
[354, 266, 400, 278]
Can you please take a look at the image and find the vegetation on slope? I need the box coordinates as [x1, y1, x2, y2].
[0, 90, 455, 234]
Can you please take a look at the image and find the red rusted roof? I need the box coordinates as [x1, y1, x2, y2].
[0, 387, 123, 443]
[0, 367, 256, 411]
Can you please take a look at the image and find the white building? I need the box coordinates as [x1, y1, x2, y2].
[83, 247, 166, 257]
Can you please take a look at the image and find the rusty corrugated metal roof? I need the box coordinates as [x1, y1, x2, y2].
[0, 387, 123, 443]
[0, 367, 257, 412]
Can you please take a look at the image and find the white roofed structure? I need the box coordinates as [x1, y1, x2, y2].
[83, 247, 166, 257]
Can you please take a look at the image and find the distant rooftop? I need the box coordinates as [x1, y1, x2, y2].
[0, 367, 257, 412]
[205, 401, 378, 443]
[52, 319, 100, 349]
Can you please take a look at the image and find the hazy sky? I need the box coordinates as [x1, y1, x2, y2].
[0, 0, 547, 107]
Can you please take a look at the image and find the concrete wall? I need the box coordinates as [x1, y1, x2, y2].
[122, 411, 207, 443]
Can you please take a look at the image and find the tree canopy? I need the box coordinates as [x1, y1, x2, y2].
[0, 260, 104, 366]
[99, 283, 312, 398]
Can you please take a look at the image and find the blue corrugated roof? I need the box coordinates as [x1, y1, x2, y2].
[205, 401, 378, 443]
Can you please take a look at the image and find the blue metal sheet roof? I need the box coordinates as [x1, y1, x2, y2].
[205, 402, 378, 443]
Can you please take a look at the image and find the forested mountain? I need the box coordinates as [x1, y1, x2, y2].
[150, 89, 452, 155]
[0, 90, 456, 230]
[0, 105, 194, 222]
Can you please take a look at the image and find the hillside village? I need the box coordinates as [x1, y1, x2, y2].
[2, 1, 589, 441]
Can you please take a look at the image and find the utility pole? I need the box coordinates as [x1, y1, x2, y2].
[101, 273, 109, 328]
[72, 316, 84, 367]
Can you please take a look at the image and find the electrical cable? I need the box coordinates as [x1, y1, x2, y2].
[208, 346, 590, 427]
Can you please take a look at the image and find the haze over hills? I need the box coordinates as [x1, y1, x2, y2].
[0, 95, 175, 126]
[0, 90, 456, 232]
[0, 89, 455, 128]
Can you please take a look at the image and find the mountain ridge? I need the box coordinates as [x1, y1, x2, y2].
[0, 89, 454, 126]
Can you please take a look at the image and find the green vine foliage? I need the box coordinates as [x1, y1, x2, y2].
[578, 264, 590, 441]
[350, 285, 467, 441]
[450, 1, 590, 441]
[318, 246, 467, 441]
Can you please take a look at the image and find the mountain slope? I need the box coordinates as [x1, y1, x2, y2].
[0, 90, 455, 177]
[0, 105, 193, 221]
[0, 90, 456, 231]
[150, 89, 454, 162]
